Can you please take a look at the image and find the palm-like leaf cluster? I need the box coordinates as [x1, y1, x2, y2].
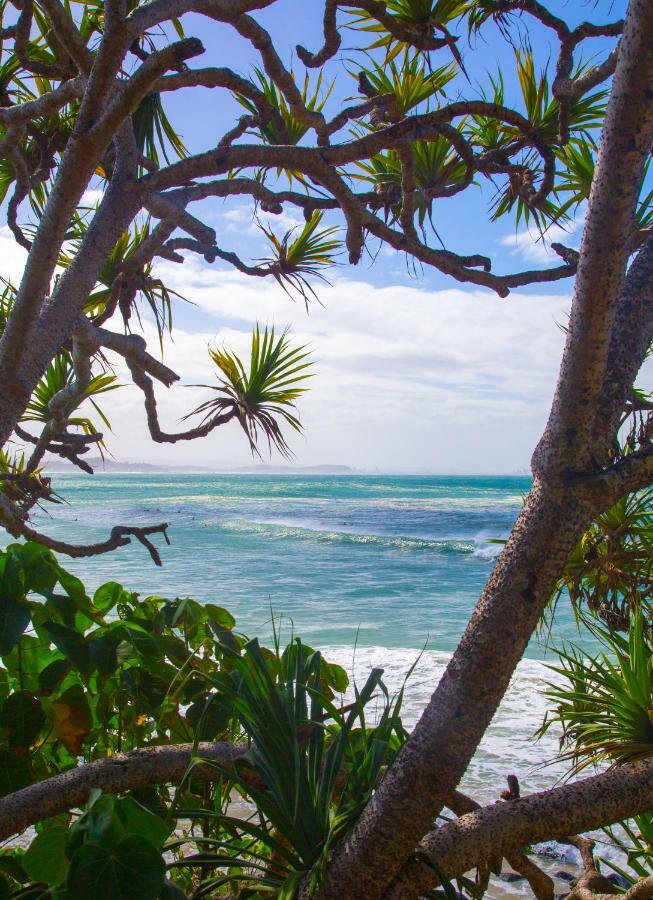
[356, 136, 469, 225]
[602, 814, 653, 891]
[539, 610, 653, 773]
[549, 489, 653, 633]
[349, 0, 468, 63]
[131, 92, 189, 171]
[236, 67, 333, 147]
[356, 56, 456, 119]
[0, 449, 58, 511]
[0, 68, 77, 211]
[474, 53, 606, 229]
[258, 212, 340, 304]
[61, 217, 187, 345]
[22, 353, 118, 442]
[189, 325, 313, 458]
[514, 53, 606, 145]
[170, 637, 407, 897]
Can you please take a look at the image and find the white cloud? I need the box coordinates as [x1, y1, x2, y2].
[221, 205, 305, 235]
[0, 226, 29, 284]
[80, 188, 105, 208]
[86, 254, 572, 472]
[500, 212, 584, 266]
[1, 229, 573, 472]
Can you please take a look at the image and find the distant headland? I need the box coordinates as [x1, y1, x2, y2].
[42, 457, 355, 475]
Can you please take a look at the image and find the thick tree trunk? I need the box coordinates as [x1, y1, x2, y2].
[0, 178, 140, 449]
[313, 480, 595, 899]
[314, 5, 653, 896]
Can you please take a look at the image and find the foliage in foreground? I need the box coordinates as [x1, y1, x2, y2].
[0, 541, 407, 898]
[7, 483, 653, 898]
[541, 487, 653, 892]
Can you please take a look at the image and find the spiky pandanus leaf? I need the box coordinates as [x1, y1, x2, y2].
[548, 489, 653, 632]
[348, 0, 468, 64]
[355, 136, 469, 225]
[168, 636, 408, 897]
[470, 53, 605, 229]
[235, 67, 333, 147]
[132, 92, 188, 169]
[60, 217, 187, 345]
[188, 325, 313, 458]
[258, 211, 340, 303]
[539, 609, 653, 773]
[22, 353, 119, 443]
[356, 55, 456, 119]
[0, 449, 58, 510]
[512, 52, 606, 145]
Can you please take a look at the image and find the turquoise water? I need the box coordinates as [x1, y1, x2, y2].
[35, 473, 582, 657]
[31, 473, 593, 809]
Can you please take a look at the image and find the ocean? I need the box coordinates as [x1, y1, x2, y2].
[34, 474, 590, 807]
[36, 472, 582, 650]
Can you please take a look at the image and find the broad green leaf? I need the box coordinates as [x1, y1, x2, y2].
[66, 837, 165, 900]
[0, 692, 45, 748]
[23, 826, 69, 885]
[119, 798, 170, 849]
[93, 582, 131, 615]
[204, 604, 236, 632]
[0, 598, 30, 655]
[0, 749, 31, 797]
[42, 622, 90, 672]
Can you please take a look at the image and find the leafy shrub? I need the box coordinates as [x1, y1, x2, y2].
[0, 542, 406, 898]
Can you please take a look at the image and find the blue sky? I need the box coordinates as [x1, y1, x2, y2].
[9, 0, 634, 472]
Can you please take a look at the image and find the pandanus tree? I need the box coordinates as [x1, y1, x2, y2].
[0, 0, 653, 897]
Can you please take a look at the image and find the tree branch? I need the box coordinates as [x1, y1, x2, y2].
[383, 760, 653, 898]
[0, 742, 246, 842]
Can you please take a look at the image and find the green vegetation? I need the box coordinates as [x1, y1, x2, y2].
[0, 542, 407, 898]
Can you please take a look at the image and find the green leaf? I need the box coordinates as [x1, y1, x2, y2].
[66, 837, 166, 900]
[17, 542, 59, 595]
[324, 662, 349, 693]
[204, 604, 236, 632]
[0, 749, 31, 797]
[0, 692, 45, 748]
[39, 659, 70, 696]
[58, 568, 92, 608]
[23, 826, 69, 885]
[42, 622, 90, 672]
[3, 634, 55, 692]
[67, 794, 125, 858]
[93, 583, 130, 615]
[88, 635, 119, 676]
[0, 597, 30, 655]
[120, 668, 168, 713]
[52, 684, 92, 755]
[0, 548, 26, 600]
[119, 798, 170, 849]
[186, 694, 233, 741]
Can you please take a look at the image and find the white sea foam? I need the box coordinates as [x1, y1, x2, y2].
[322, 646, 566, 801]
[219, 518, 479, 553]
[322, 647, 634, 895]
[472, 531, 506, 559]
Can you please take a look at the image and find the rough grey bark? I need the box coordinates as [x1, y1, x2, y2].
[311, 5, 653, 896]
[0, 742, 245, 842]
[384, 760, 653, 897]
